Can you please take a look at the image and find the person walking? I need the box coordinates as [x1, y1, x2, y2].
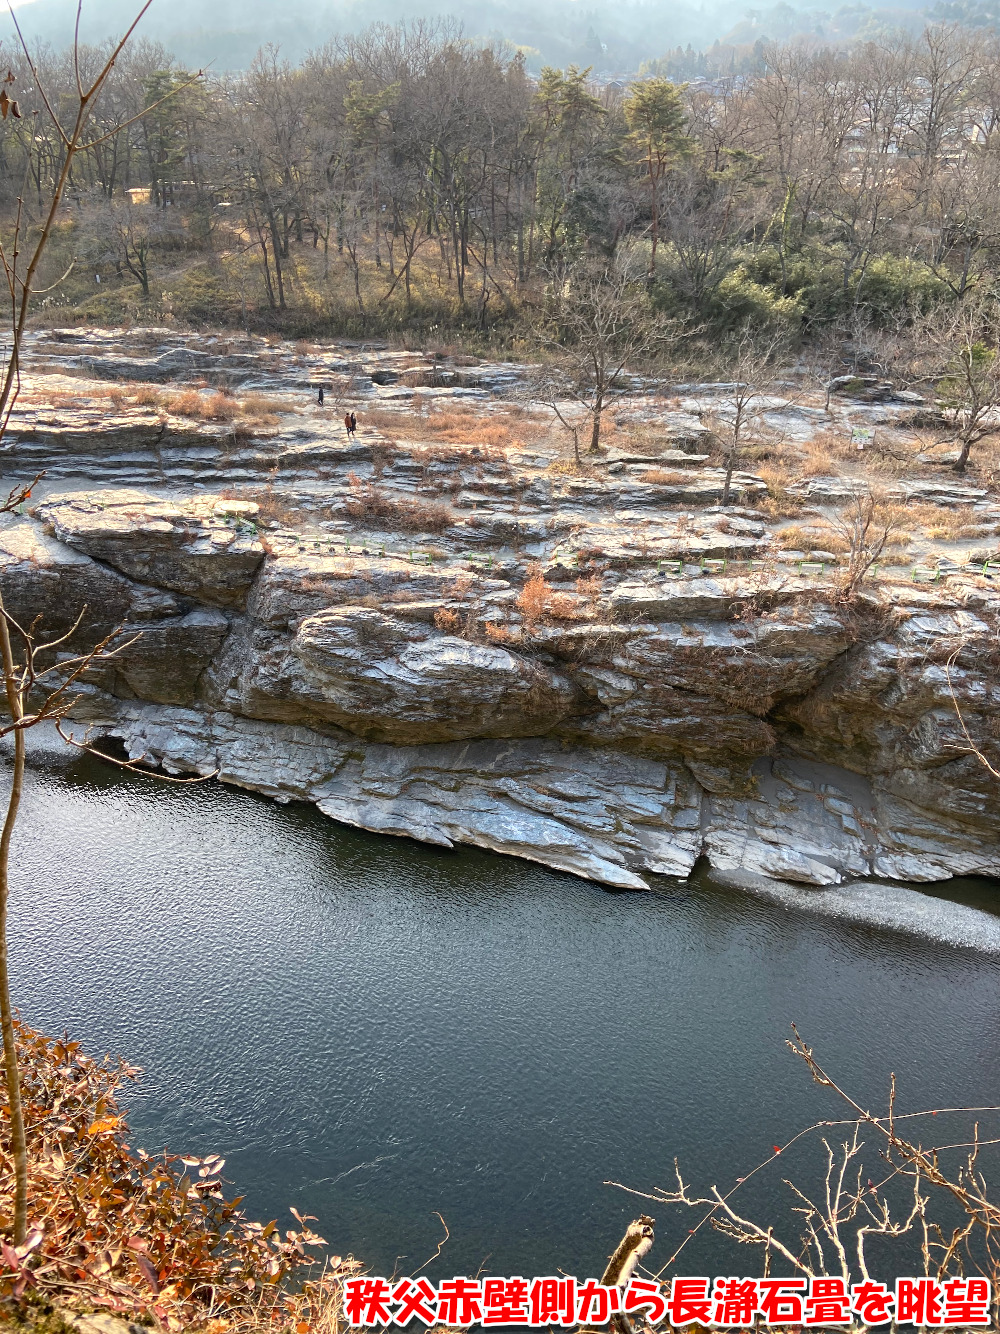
[344, 411, 352, 437]
[350, 411, 357, 436]
[318, 385, 324, 406]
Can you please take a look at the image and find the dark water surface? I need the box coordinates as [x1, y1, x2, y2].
[11, 744, 1000, 1279]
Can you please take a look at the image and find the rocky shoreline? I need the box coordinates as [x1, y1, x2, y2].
[2, 329, 999, 891]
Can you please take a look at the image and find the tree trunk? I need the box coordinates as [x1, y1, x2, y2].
[648, 158, 658, 277]
[0, 590, 27, 1244]
[588, 389, 604, 453]
[721, 451, 735, 506]
[267, 210, 286, 311]
[258, 236, 277, 310]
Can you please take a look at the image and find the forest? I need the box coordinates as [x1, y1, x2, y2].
[1, 19, 999, 350]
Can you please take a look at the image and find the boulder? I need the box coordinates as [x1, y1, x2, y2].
[36, 490, 265, 608]
[245, 606, 580, 744]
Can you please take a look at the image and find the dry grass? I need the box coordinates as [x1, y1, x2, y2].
[23, 382, 267, 428]
[741, 436, 801, 467]
[645, 468, 694, 485]
[220, 488, 298, 529]
[363, 402, 549, 451]
[408, 442, 508, 469]
[894, 501, 989, 542]
[752, 464, 809, 517]
[159, 389, 241, 421]
[799, 429, 857, 476]
[160, 388, 207, 418]
[344, 476, 453, 532]
[241, 391, 284, 422]
[203, 391, 241, 421]
[152, 388, 281, 428]
[775, 523, 851, 554]
[967, 435, 1000, 489]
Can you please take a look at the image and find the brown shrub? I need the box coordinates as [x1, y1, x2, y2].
[516, 564, 550, 624]
[371, 440, 397, 477]
[576, 573, 602, 602]
[203, 390, 240, 421]
[344, 477, 453, 532]
[133, 384, 161, 407]
[161, 388, 206, 418]
[434, 607, 463, 633]
[548, 591, 583, 619]
[445, 571, 475, 599]
[484, 620, 515, 643]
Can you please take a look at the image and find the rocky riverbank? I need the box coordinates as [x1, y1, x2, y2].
[2, 328, 999, 889]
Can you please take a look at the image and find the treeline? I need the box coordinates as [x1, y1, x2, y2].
[3, 20, 1000, 340]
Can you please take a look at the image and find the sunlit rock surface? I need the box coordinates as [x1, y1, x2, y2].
[4, 328, 1000, 894]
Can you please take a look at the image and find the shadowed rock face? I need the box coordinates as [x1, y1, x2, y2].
[9, 481, 1000, 892]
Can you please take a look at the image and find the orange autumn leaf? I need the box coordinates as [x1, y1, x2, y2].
[87, 1116, 123, 1135]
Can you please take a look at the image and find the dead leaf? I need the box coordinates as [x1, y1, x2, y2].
[87, 1116, 122, 1135]
[135, 1254, 160, 1294]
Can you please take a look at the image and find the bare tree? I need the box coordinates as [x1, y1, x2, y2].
[832, 486, 898, 598]
[914, 295, 1000, 473]
[609, 1027, 1000, 1298]
[529, 257, 676, 454]
[710, 323, 786, 508]
[83, 190, 179, 299]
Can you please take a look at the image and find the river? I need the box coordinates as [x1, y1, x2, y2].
[10, 741, 1000, 1280]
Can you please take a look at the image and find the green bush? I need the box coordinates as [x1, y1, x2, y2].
[848, 254, 949, 318]
[706, 265, 804, 333]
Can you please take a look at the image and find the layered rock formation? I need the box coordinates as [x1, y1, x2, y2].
[3, 328, 999, 890]
[5, 481, 998, 890]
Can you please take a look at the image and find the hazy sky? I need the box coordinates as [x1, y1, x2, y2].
[0, 0, 925, 71]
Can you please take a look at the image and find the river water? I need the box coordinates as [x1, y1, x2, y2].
[10, 742, 1000, 1280]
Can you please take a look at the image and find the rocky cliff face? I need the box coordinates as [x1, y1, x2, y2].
[4, 329, 999, 891]
[3, 483, 995, 891]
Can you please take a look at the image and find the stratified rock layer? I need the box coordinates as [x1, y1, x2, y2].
[12, 484, 1000, 890]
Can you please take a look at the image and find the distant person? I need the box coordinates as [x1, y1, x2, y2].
[350, 411, 357, 436]
[344, 411, 352, 437]
[318, 385, 324, 406]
